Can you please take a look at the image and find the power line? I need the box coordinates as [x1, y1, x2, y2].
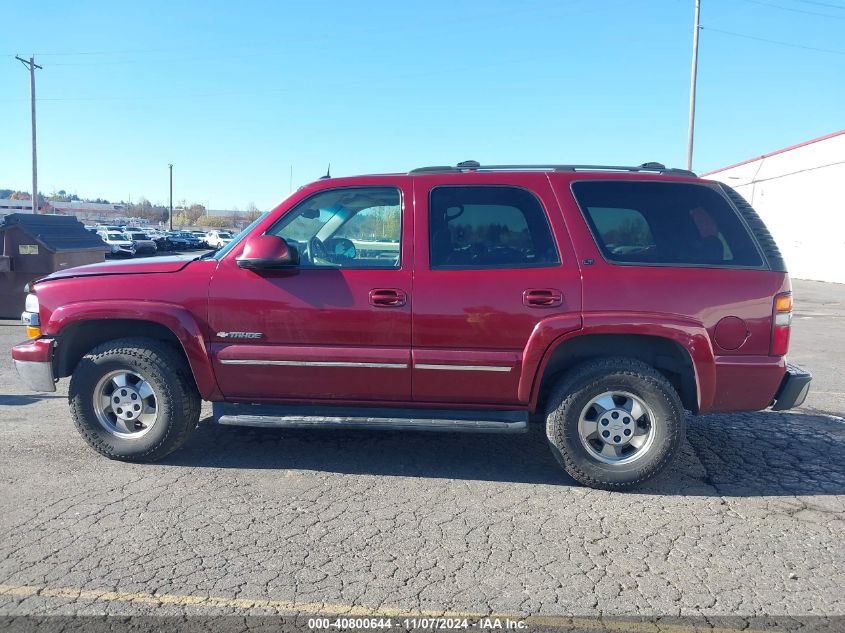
[3, 0, 628, 63]
[702, 26, 845, 55]
[737, 159, 845, 186]
[46, 50, 277, 67]
[740, 0, 845, 19]
[793, 0, 845, 9]
[37, 48, 177, 56]
[0, 51, 584, 103]
[6, 45, 213, 57]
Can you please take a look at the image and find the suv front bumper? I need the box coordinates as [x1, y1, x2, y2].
[133, 241, 157, 253]
[110, 245, 135, 256]
[11, 338, 57, 392]
[771, 363, 812, 411]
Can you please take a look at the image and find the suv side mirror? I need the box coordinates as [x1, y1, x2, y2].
[236, 235, 299, 270]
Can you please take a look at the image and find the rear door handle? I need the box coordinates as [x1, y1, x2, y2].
[523, 289, 563, 308]
[369, 288, 407, 307]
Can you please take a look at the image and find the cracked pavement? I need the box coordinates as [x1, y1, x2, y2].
[0, 280, 843, 618]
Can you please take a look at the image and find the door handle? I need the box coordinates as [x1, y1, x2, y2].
[369, 288, 407, 307]
[523, 289, 563, 308]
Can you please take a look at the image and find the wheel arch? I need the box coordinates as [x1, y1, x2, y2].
[528, 331, 707, 415]
[48, 301, 219, 400]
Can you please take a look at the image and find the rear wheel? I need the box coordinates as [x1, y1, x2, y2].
[69, 337, 200, 462]
[545, 357, 685, 490]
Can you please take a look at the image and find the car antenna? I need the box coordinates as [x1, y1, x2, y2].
[320, 163, 331, 180]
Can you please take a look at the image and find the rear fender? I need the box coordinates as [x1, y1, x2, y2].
[522, 312, 714, 412]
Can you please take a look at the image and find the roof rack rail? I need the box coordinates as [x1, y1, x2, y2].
[409, 161, 697, 177]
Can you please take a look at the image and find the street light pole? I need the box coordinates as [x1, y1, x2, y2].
[16, 55, 43, 214]
[686, 0, 701, 171]
[169, 164, 173, 231]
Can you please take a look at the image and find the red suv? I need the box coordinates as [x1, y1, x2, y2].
[11, 161, 811, 489]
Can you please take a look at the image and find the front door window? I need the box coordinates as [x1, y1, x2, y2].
[267, 187, 402, 269]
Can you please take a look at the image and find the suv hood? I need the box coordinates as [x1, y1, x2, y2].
[39, 255, 196, 282]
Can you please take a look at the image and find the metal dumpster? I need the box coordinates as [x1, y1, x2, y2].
[0, 213, 106, 318]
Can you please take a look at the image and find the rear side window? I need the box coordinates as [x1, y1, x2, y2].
[572, 181, 763, 268]
[429, 186, 559, 269]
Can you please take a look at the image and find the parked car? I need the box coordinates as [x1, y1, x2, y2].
[95, 230, 135, 258]
[169, 231, 202, 249]
[183, 232, 205, 249]
[123, 230, 158, 255]
[189, 231, 209, 248]
[145, 230, 173, 252]
[11, 161, 811, 490]
[165, 231, 190, 250]
[205, 230, 234, 249]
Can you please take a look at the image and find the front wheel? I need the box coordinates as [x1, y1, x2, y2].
[545, 357, 686, 490]
[69, 338, 200, 462]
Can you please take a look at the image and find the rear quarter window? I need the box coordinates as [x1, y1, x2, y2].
[571, 181, 764, 268]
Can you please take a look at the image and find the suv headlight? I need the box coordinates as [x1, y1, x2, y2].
[25, 293, 39, 314]
[23, 293, 41, 338]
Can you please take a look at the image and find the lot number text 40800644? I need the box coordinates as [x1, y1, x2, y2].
[307, 617, 528, 630]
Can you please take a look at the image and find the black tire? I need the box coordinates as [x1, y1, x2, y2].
[545, 357, 685, 490]
[68, 337, 200, 462]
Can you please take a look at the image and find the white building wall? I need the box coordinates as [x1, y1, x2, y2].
[705, 132, 845, 284]
[0, 200, 35, 218]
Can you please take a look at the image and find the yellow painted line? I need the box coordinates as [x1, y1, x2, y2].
[3, 583, 469, 617]
[0, 583, 762, 632]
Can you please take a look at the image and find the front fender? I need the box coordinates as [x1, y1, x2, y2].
[521, 312, 716, 412]
[45, 300, 219, 400]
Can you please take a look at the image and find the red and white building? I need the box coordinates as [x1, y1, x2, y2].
[0, 198, 37, 217]
[704, 130, 845, 284]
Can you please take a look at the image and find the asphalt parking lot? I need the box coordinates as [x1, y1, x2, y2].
[0, 279, 842, 622]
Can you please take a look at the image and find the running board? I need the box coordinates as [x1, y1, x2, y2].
[212, 403, 528, 433]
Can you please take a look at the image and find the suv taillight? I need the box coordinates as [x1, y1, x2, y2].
[771, 292, 792, 356]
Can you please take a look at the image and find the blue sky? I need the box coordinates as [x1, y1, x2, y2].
[1, 0, 843, 210]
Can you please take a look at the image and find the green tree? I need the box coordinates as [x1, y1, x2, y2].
[171, 212, 190, 228]
[243, 202, 261, 224]
[185, 204, 206, 224]
[203, 216, 230, 228]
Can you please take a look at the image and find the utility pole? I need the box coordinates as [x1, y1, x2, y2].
[168, 164, 174, 231]
[686, 0, 701, 171]
[16, 55, 43, 214]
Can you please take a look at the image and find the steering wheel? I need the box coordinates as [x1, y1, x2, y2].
[325, 237, 357, 263]
[308, 236, 329, 264]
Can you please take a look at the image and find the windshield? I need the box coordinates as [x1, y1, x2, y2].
[106, 233, 123, 240]
[218, 233, 232, 239]
[213, 212, 268, 260]
[130, 233, 148, 239]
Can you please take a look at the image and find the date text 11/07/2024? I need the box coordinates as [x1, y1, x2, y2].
[307, 617, 528, 630]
